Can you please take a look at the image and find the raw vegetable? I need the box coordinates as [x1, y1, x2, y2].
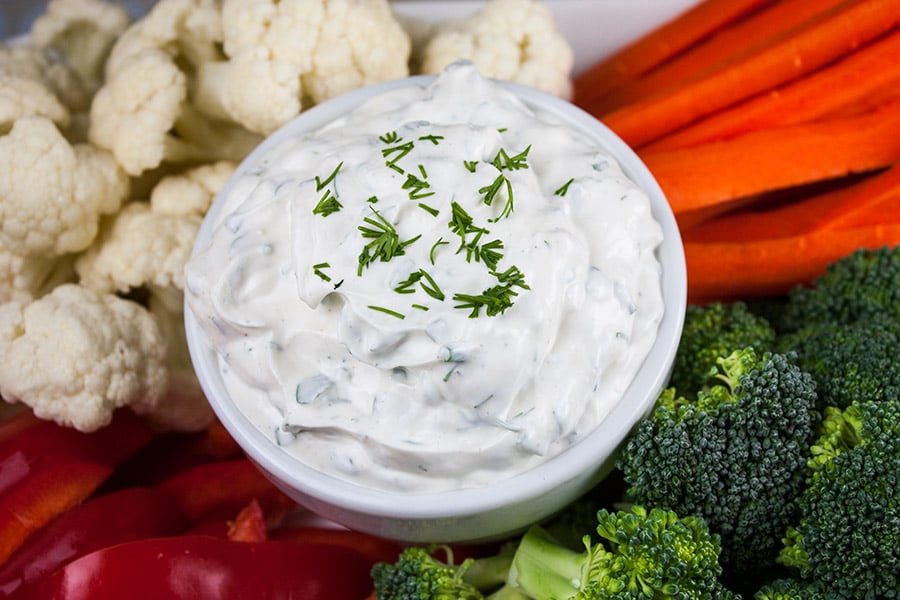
[777, 400, 900, 598]
[417, 0, 574, 98]
[0, 487, 186, 599]
[643, 27, 900, 152]
[618, 348, 819, 580]
[37, 536, 375, 600]
[683, 226, 900, 304]
[640, 98, 900, 226]
[572, 0, 772, 107]
[599, 0, 900, 148]
[681, 164, 900, 244]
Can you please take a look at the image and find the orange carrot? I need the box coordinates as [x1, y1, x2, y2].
[682, 164, 900, 243]
[684, 225, 900, 304]
[592, 0, 849, 114]
[641, 98, 900, 225]
[572, 0, 773, 107]
[600, 0, 900, 148]
[644, 29, 900, 151]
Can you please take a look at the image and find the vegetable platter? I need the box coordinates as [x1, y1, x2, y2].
[0, 0, 898, 599]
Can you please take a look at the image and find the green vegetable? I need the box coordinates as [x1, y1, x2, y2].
[370, 545, 511, 600]
[670, 301, 776, 394]
[777, 315, 900, 410]
[753, 579, 839, 600]
[778, 246, 900, 333]
[619, 348, 818, 580]
[777, 399, 900, 599]
[506, 506, 736, 600]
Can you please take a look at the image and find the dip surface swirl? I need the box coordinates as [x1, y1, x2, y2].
[185, 63, 665, 493]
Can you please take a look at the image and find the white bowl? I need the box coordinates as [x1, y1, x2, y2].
[185, 74, 686, 544]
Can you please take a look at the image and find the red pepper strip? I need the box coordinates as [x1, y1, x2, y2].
[0, 460, 112, 564]
[0, 487, 187, 599]
[227, 499, 267, 542]
[100, 419, 242, 490]
[0, 410, 39, 447]
[0, 409, 152, 497]
[37, 536, 375, 600]
[269, 527, 403, 566]
[157, 459, 297, 524]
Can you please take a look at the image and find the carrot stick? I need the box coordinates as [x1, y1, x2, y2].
[644, 29, 900, 151]
[572, 0, 774, 107]
[592, 0, 849, 114]
[600, 0, 900, 148]
[682, 165, 900, 243]
[640, 99, 900, 224]
[684, 225, 900, 304]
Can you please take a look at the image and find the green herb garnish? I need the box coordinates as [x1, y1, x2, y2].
[357, 208, 420, 275]
[463, 160, 478, 173]
[312, 189, 342, 217]
[312, 262, 332, 282]
[418, 134, 444, 145]
[554, 177, 575, 197]
[379, 131, 401, 144]
[315, 162, 343, 192]
[368, 305, 405, 319]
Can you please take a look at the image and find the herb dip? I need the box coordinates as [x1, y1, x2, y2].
[185, 63, 665, 493]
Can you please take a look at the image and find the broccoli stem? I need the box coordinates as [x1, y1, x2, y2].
[507, 526, 593, 600]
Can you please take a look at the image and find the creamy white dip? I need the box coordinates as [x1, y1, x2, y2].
[185, 63, 664, 493]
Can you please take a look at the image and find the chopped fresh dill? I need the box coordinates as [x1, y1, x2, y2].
[312, 188, 342, 217]
[402, 172, 434, 200]
[554, 177, 575, 197]
[417, 164, 428, 179]
[357, 208, 420, 275]
[497, 127, 508, 133]
[453, 285, 519, 318]
[379, 131, 400, 144]
[463, 160, 478, 173]
[382, 140, 414, 164]
[393, 269, 445, 301]
[479, 239, 505, 271]
[492, 265, 530, 290]
[418, 134, 444, 145]
[488, 177, 515, 222]
[491, 145, 530, 171]
[368, 305, 405, 319]
[418, 202, 439, 217]
[367, 195, 379, 203]
[314, 162, 343, 192]
[312, 262, 332, 282]
[411, 303, 429, 311]
[479, 174, 506, 206]
[386, 162, 405, 174]
[429, 237, 449, 264]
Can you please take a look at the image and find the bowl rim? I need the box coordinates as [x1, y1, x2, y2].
[185, 72, 687, 521]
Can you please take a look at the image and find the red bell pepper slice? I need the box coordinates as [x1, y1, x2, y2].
[0, 409, 152, 497]
[37, 536, 374, 600]
[227, 499, 267, 542]
[0, 487, 187, 598]
[157, 458, 297, 524]
[0, 460, 112, 564]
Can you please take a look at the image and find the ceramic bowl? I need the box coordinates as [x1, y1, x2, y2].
[185, 74, 686, 543]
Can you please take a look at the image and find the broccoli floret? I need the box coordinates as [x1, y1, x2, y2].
[778, 246, 900, 332]
[753, 579, 840, 600]
[507, 506, 736, 600]
[777, 400, 900, 599]
[371, 545, 509, 600]
[619, 348, 819, 581]
[778, 315, 900, 410]
[671, 302, 776, 394]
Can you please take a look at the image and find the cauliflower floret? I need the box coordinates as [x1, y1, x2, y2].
[0, 43, 93, 131]
[75, 201, 200, 303]
[193, 0, 410, 135]
[0, 283, 167, 432]
[150, 159, 235, 217]
[90, 0, 261, 176]
[0, 116, 128, 256]
[30, 0, 132, 91]
[419, 0, 574, 98]
[0, 242, 76, 304]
